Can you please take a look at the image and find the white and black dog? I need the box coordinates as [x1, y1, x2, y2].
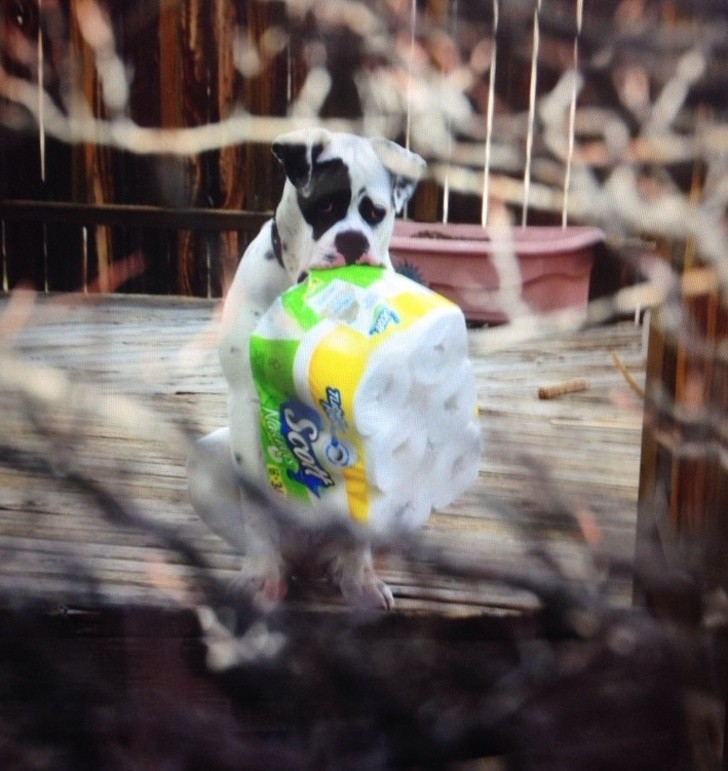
[187, 129, 426, 610]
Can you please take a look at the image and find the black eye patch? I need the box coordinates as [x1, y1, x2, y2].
[359, 196, 387, 226]
[297, 159, 352, 241]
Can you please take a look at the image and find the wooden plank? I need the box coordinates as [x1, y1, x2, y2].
[636, 263, 727, 594]
[0, 293, 644, 613]
[0, 201, 270, 233]
[69, 4, 114, 293]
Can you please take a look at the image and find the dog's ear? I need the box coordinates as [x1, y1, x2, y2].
[370, 138, 427, 214]
[272, 129, 332, 194]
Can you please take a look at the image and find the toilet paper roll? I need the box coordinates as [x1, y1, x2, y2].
[366, 481, 433, 534]
[364, 413, 428, 492]
[429, 421, 482, 509]
[410, 307, 469, 387]
[352, 341, 412, 435]
[291, 317, 339, 403]
[423, 361, 478, 444]
[249, 264, 481, 533]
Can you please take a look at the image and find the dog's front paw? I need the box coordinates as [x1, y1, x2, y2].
[232, 557, 288, 612]
[332, 548, 395, 611]
[340, 573, 395, 611]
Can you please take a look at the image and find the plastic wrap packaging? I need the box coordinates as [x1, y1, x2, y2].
[249, 265, 481, 535]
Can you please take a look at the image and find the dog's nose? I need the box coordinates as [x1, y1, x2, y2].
[335, 230, 369, 265]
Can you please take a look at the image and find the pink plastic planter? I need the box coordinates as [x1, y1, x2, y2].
[390, 221, 604, 324]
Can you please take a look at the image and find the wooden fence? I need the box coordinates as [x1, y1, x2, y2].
[637, 260, 728, 592]
[1, 0, 686, 297]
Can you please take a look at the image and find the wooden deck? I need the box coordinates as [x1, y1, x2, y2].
[0, 293, 646, 614]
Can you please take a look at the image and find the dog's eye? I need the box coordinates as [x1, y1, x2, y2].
[299, 184, 351, 239]
[359, 197, 386, 226]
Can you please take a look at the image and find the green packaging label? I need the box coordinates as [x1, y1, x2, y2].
[248, 264, 474, 529]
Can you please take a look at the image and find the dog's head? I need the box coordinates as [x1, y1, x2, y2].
[271, 130, 426, 282]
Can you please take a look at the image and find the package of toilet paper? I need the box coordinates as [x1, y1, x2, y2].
[249, 264, 481, 534]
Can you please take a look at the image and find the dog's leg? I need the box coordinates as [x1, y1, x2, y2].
[218, 229, 289, 479]
[328, 545, 395, 611]
[187, 427, 287, 609]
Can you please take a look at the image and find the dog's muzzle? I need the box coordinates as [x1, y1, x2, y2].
[335, 230, 370, 265]
[320, 229, 382, 270]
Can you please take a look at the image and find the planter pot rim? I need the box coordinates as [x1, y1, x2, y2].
[391, 222, 604, 256]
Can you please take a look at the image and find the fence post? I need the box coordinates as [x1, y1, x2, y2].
[636, 255, 728, 590]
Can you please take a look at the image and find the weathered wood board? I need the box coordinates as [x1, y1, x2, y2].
[0, 293, 646, 614]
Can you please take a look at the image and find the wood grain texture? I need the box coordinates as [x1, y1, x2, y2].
[636, 278, 728, 589]
[0, 293, 646, 614]
[70, 4, 115, 293]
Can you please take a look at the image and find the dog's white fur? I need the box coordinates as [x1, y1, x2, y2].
[187, 130, 425, 610]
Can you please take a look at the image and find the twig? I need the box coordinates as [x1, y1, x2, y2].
[611, 350, 645, 399]
[537, 378, 588, 400]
